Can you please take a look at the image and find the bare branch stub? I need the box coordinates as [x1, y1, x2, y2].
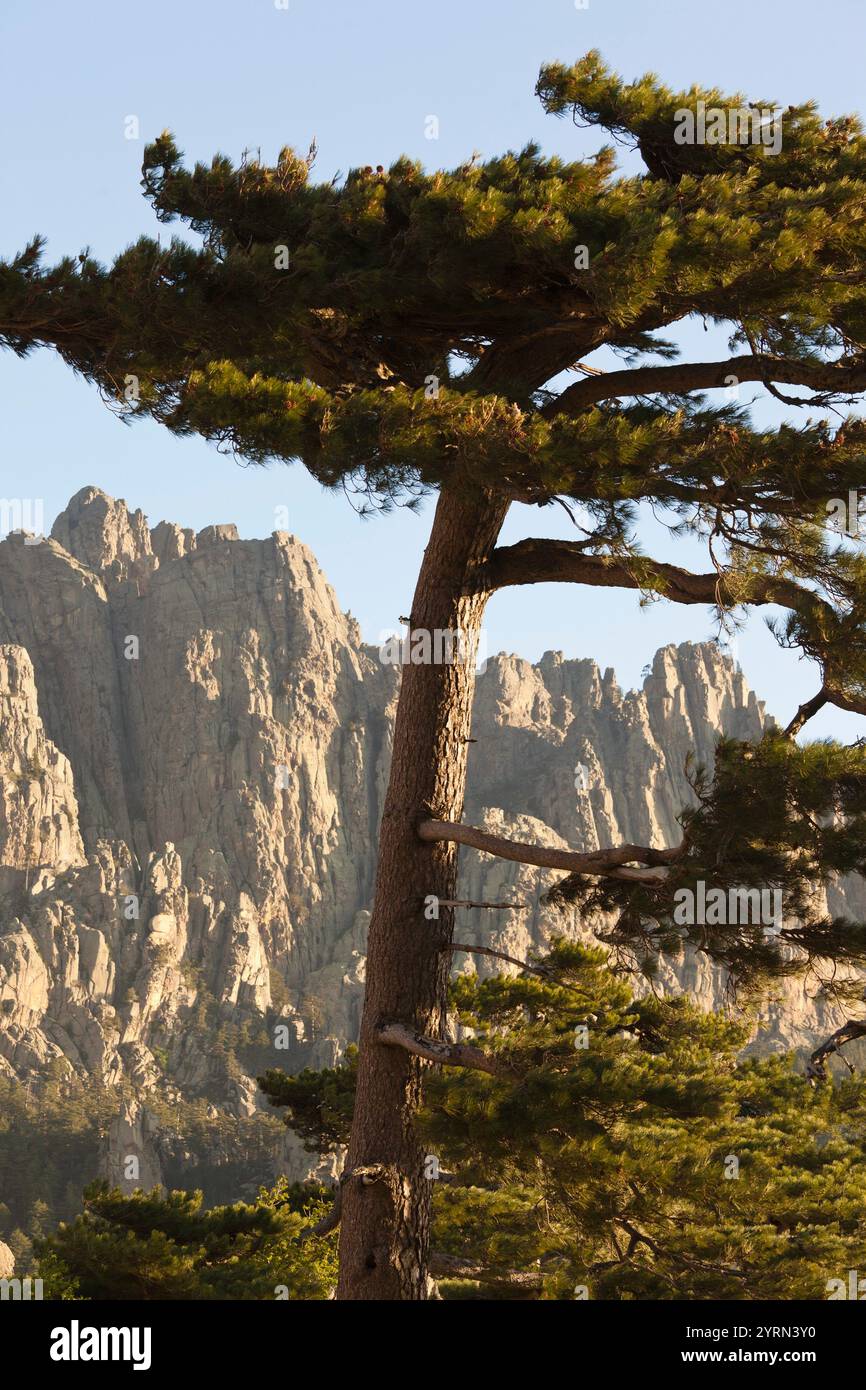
[298, 1162, 388, 1239]
[785, 688, 830, 738]
[807, 1018, 866, 1082]
[378, 1022, 503, 1076]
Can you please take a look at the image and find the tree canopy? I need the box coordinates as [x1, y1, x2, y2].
[37, 1178, 336, 1300]
[6, 51, 866, 731]
[8, 51, 866, 1297]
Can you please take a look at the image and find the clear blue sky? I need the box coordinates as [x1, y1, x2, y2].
[2, 0, 865, 737]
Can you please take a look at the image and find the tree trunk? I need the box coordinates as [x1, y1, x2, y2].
[336, 485, 509, 1299]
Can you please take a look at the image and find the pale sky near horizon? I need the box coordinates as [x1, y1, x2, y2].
[2, 0, 866, 738]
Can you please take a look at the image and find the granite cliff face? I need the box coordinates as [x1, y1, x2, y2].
[0, 487, 853, 1187]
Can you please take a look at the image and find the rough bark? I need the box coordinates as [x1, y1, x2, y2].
[335, 485, 509, 1300]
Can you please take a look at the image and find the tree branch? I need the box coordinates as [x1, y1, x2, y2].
[543, 353, 866, 418]
[616, 1219, 747, 1280]
[301, 1179, 344, 1239]
[299, 1163, 386, 1239]
[418, 818, 674, 882]
[481, 538, 805, 610]
[807, 1018, 866, 1082]
[480, 543, 866, 725]
[378, 1022, 504, 1076]
[449, 942, 547, 976]
[448, 944, 595, 1001]
[785, 688, 830, 737]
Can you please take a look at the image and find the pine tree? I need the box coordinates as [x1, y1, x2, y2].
[263, 941, 866, 1300]
[45, 945, 866, 1301]
[37, 1178, 337, 1300]
[5, 52, 866, 1296]
[421, 940, 866, 1299]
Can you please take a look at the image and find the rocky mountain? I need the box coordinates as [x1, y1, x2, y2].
[0, 486, 856, 1202]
